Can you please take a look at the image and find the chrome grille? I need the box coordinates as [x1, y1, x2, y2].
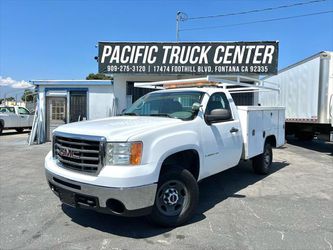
[53, 134, 104, 174]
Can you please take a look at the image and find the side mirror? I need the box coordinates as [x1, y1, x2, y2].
[205, 108, 231, 124]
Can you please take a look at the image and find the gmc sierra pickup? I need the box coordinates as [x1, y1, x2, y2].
[45, 85, 285, 227]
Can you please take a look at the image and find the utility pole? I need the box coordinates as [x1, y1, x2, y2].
[176, 11, 188, 42]
[176, 12, 179, 42]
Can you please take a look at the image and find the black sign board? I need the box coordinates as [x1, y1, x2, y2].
[98, 41, 278, 75]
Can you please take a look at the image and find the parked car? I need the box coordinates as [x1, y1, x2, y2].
[0, 106, 34, 134]
[45, 83, 285, 227]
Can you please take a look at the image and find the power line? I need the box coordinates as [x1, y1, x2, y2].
[180, 10, 333, 31]
[187, 0, 328, 20]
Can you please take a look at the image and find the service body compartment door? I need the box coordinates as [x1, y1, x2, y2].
[263, 110, 278, 132]
[238, 106, 286, 159]
[244, 110, 264, 159]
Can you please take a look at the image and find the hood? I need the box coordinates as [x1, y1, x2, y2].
[54, 116, 183, 141]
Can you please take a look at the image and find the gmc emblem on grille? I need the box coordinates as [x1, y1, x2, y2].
[58, 148, 79, 159]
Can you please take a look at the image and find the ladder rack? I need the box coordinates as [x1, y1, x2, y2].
[134, 75, 279, 93]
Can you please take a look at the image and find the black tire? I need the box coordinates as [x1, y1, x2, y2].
[16, 128, 24, 133]
[149, 167, 199, 227]
[0, 123, 3, 135]
[252, 143, 273, 175]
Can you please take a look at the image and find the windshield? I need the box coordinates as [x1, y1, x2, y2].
[124, 91, 204, 120]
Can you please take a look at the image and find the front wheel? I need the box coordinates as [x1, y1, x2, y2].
[149, 167, 199, 227]
[252, 143, 273, 175]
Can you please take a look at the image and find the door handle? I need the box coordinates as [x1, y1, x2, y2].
[230, 127, 239, 133]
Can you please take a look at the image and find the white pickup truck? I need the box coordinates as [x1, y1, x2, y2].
[45, 84, 285, 227]
[0, 106, 34, 134]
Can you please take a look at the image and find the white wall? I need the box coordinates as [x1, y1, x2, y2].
[88, 85, 115, 120]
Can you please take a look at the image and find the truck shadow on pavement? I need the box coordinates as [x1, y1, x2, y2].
[62, 160, 289, 238]
[286, 136, 333, 156]
[0, 130, 30, 136]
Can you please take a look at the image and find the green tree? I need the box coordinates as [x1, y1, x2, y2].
[86, 73, 112, 80]
[21, 89, 35, 102]
[0, 97, 15, 104]
[6, 97, 15, 101]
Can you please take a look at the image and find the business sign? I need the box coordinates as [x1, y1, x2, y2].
[98, 41, 278, 75]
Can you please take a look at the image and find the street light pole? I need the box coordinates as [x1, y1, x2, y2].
[176, 12, 179, 42]
[176, 11, 188, 42]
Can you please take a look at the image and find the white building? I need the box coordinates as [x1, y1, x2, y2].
[32, 80, 115, 142]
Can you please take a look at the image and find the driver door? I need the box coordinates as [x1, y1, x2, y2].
[200, 92, 243, 178]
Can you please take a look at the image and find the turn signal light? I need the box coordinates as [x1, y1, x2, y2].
[130, 142, 143, 165]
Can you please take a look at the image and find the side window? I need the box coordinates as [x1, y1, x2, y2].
[0, 108, 7, 113]
[18, 107, 30, 115]
[206, 92, 232, 116]
[8, 107, 15, 113]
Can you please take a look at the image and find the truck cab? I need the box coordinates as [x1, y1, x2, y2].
[45, 79, 285, 227]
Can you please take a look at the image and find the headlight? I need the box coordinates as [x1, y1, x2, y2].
[105, 142, 143, 165]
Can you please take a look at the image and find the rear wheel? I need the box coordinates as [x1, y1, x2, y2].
[0, 123, 3, 135]
[252, 143, 272, 175]
[16, 128, 24, 133]
[149, 167, 199, 227]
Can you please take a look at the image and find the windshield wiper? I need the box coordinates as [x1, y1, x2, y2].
[122, 112, 137, 116]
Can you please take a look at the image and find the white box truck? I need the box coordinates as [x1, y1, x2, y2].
[45, 77, 285, 227]
[259, 51, 333, 141]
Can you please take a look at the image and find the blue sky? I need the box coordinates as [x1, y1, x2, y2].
[0, 0, 333, 98]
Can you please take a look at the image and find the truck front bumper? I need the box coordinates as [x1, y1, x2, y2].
[46, 169, 157, 217]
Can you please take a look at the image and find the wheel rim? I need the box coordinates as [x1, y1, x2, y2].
[156, 180, 189, 216]
[264, 147, 271, 167]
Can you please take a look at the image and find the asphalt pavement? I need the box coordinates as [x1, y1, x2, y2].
[0, 130, 332, 250]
